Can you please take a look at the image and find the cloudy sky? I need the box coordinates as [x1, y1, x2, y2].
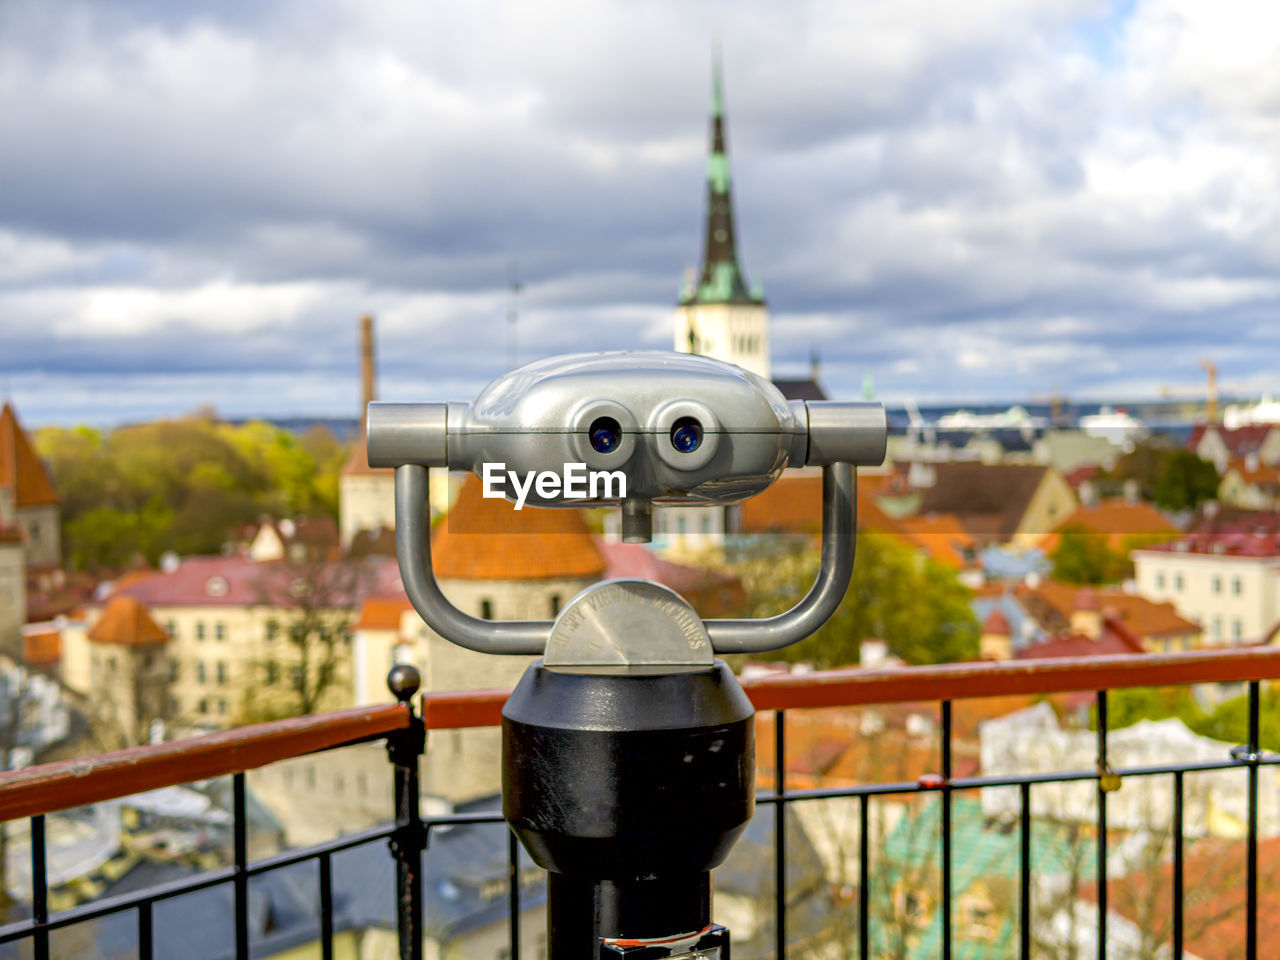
[2, 0, 1279, 425]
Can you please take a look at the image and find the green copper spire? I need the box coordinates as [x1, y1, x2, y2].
[680, 51, 764, 307]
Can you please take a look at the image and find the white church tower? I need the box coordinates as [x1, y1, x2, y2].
[673, 55, 770, 380]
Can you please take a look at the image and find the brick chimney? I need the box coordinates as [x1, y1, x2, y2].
[360, 314, 377, 420]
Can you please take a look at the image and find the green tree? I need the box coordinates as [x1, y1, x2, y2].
[734, 533, 979, 668]
[37, 416, 349, 572]
[1153, 450, 1220, 511]
[1050, 525, 1127, 585]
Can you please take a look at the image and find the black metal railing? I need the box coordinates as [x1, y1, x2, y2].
[0, 647, 1277, 959]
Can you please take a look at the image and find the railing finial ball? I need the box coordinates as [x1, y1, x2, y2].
[387, 664, 422, 703]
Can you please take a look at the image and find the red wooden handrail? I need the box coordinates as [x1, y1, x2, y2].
[0, 703, 410, 822]
[3, 647, 1279, 822]
[418, 646, 1280, 728]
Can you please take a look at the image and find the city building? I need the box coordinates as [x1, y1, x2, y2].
[1188, 423, 1280, 475]
[672, 56, 769, 381]
[64, 553, 401, 730]
[1133, 533, 1280, 645]
[912, 463, 1077, 547]
[0, 401, 61, 570]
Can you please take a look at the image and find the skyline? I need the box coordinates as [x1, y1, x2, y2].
[3, 1, 1280, 426]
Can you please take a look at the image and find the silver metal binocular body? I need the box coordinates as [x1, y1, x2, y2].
[367, 351, 887, 659]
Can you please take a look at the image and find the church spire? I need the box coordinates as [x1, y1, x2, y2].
[681, 50, 763, 306]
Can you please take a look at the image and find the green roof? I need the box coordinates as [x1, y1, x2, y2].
[871, 796, 1098, 959]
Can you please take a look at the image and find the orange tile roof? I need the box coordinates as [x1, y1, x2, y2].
[1021, 580, 1199, 640]
[0, 402, 58, 507]
[88, 595, 169, 647]
[432, 475, 605, 580]
[354, 596, 413, 631]
[22, 629, 61, 667]
[739, 472, 904, 537]
[1040, 498, 1177, 553]
[898, 513, 976, 568]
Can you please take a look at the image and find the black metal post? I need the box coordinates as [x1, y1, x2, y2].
[387, 665, 427, 960]
[233, 773, 249, 960]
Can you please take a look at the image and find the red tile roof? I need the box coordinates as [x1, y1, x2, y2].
[1082, 835, 1280, 960]
[0, 402, 59, 507]
[1139, 532, 1280, 558]
[1015, 619, 1146, 659]
[597, 541, 745, 617]
[1020, 580, 1199, 639]
[981, 608, 1011, 635]
[88, 595, 169, 647]
[1188, 423, 1276, 458]
[432, 475, 605, 580]
[111, 554, 402, 607]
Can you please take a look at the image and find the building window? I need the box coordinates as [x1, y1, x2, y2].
[550, 594, 561, 617]
[169, 662, 180, 682]
[196, 662, 207, 684]
[195, 621, 206, 641]
[216, 661, 227, 685]
[215, 622, 226, 641]
[218, 699, 228, 715]
[169, 697, 180, 715]
[1212, 576, 1222, 594]
[677, 515, 687, 535]
[1233, 619, 1243, 641]
[107, 655, 117, 673]
[1233, 577, 1243, 596]
[1174, 573, 1184, 592]
[165, 620, 177, 639]
[701, 514, 712, 534]
[265, 661, 278, 686]
[480, 599, 493, 620]
[1213, 617, 1222, 641]
[291, 666, 303, 689]
[1156, 572, 1165, 590]
[198, 698, 209, 715]
[265, 619, 279, 641]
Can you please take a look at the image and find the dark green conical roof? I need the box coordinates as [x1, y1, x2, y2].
[680, 53, 764, 307]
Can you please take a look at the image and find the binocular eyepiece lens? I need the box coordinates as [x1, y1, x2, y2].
[670, 417, 703, 453]
[589, 417, 622, 454]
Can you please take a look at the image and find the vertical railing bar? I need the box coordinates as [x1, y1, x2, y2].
[941, 700, 952, 960]
[1096, 690, 1108, 960]
[1247, 680, 1259, 960]
[1172, 771, 1183, 960]
[859, 794, 869, 960]
[233, 772, 249, 960]
[320, 851, 334, 960]
[31, 814, 48, 960]
[508, 829, 521, 960]
[775, 709, 787, 960]
[1019, 781, 1031, 960]
[138, 900, 153, 960]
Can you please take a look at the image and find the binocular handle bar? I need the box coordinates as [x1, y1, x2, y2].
[393, 461, 857, 656]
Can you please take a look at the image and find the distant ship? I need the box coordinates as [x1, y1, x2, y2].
[936, 405, 1049, 430]
[1224, 398, 1280, 429]
[1078, 406, 1148, 445]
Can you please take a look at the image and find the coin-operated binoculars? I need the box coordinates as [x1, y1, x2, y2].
[368, 352, 886, 959]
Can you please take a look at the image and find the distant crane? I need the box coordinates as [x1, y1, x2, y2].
[1159, 358, 1219, 423]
